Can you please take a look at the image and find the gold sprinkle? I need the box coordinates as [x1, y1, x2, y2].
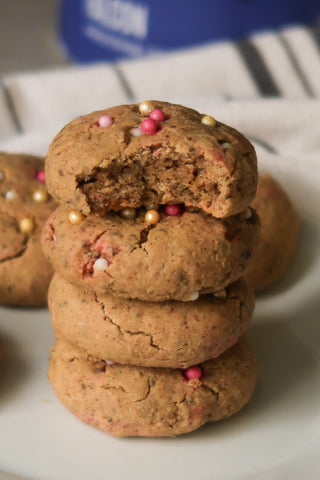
[68, 211, 85, 224]
[119, 207, 136, 220]
[33, 189, 49, 203]
[139, 101, 155, 115]
[201, 115, 216, 126]
[19, 217, 35, 234]
[145, 209, 160, 225]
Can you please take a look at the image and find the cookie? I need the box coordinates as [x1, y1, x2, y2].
[49, 274, 254, 368]
[0, 152, 56, 306]
[245, 173, 300, 292]
[41, 205, 260, 302]
[45, 101, 257, 218]
[48, 337, 258, 437]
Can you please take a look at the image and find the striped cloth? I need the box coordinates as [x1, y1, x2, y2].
[0, 23, 319, 221]
[0, 23, 320, 139]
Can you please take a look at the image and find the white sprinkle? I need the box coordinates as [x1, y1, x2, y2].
[244, 208, 252, 219]
[105, 360, 115, 366]
[5, 190, 17, 200]
[189, 291, 199, 301]
[93, 257, 108, 272]
[52, 235, 57, 242]
[130, 126, 143, 137]
[221, 142, 231, 150]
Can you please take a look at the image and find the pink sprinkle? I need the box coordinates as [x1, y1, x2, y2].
[185, 366, 202, 380]
[37, 170, 45, 183]
[149, 109, 165, 122]
[98, 115, 113, 128]
[164, 204, 183, 216]
[140, 118, 158, 135]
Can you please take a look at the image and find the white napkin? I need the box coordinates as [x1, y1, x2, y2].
[0, 24, 319, 221]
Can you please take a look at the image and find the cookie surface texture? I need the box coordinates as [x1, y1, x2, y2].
[245, 173, 300, 292]
[42, 206, 260, 301]
[49, 274, 254, 368]
[0, 152, 56, 306]
[45, 101, 257, 218]
[48, 337, 258, 437]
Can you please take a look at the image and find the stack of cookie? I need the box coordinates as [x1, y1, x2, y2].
[42, 101, 260, 437]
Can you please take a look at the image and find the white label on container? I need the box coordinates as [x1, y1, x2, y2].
[85, 0, 149, 39]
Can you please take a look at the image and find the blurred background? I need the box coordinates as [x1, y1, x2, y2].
[0, 0, 66, 75]
[1, 0, 320, 75]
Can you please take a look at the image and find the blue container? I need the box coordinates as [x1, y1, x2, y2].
[59, 0, 320, 62]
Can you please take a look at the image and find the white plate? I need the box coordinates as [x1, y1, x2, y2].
[0, 141, 320, 480]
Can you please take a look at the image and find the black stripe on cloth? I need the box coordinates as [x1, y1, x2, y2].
[236, 39, 281, 97]
[0, 80, 23, 133]
[278, 33, 315, 97]
[112, 64, 135, 101]
[249, 136, 278, 154]
[310, 24, 320, 52]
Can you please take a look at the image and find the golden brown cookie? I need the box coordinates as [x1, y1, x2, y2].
[45, 101, 257, 218]
[49, 274, 254, 368]
[0, 152, 56, 306]
[41, 205, 260, 302]
[48, 337, 258, 437]
[245, 173, 300, 292]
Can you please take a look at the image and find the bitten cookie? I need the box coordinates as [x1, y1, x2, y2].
[245, 173, 300, 292]
[48, 337, 258, 437]
[45, 101, 257, 218]
[0, 152, 56, 306]
[42, 205, 260, 302]
[49, 274, 254, 368]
